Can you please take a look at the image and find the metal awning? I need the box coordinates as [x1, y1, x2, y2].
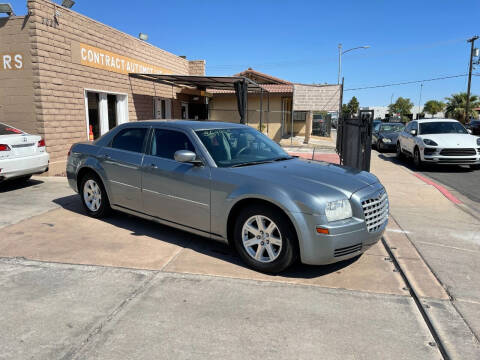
[129, 74, 268, 124]
[128, 74, 265, 91]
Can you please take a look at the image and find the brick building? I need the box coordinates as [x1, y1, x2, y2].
[0, 0, 206, 175]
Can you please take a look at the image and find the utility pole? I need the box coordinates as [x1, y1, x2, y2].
[418, 83, 423, 119]
[465, 35, 479, 123]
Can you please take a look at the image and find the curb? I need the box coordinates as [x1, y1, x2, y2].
[412, 173, 462, 205]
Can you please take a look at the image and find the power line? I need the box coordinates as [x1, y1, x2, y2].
[344, 74, 469, 91]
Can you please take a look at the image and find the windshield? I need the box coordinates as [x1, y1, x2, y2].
[379, 123, 404, 133]
[195, 127, 291, 167]
[419, 122, 468, 135]
[0, 123, 24, 135]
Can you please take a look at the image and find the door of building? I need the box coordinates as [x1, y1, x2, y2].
[154, 97, 172, 119]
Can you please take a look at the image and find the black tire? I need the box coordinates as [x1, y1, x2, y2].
[377, 140, 383, 153]
[233, 204, 298, 274]
[413, 147, 423, 169]
[470, 164, 480, 170]
[396, 142, 404, 159]
[79, 172, 111, 218]
[17, 175, 32, 182]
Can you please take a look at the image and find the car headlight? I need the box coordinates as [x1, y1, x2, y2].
[382, 138, 392, 143]
[423, 139, 438, 146]
[325, 199, 352, 222]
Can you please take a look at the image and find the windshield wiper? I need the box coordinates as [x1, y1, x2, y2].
[231, 160, 275, 167]
[273, 156, 294, 161]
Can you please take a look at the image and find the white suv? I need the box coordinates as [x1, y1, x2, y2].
[396, 119, 480, 169]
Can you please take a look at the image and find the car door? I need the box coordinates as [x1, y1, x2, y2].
[372, 123, 381, 144]
[97, 126, 149, 212]
[141, 127, 211, 233]
[402, 122, 416, 154]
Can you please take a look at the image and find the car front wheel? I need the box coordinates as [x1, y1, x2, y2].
[80, 173, 110, 218]
[233, 205, 298, 274]
[413, 148, 423, 169]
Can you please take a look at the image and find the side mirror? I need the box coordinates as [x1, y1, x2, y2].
[467, 129, 473, 134]
[410, 129, 417, 136]
[174, 150, 203, 166]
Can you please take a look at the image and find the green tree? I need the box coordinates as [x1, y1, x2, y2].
[347, 96, 359, 117]
[388, 97, 414, 123]
[341, 104, 350, 117]
[444, 92, 480, 123]
[423, 100, 445, 118]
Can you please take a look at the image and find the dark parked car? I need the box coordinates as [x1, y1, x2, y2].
[466, 120, 480, 135]
[372, 122, 405, 152]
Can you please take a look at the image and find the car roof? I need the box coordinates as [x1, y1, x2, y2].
[414, 118, 459, 123]
[130, 120, 248, 130]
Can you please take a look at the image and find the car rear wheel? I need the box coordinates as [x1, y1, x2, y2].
[233, 205, 298, 274]
[80, 173, 110, 218]
[396, 142, 404, 159]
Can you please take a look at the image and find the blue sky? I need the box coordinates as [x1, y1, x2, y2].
[10, 0, 480, 107]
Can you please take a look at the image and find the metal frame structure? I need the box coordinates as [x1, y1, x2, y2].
[129, 74, 269, 126]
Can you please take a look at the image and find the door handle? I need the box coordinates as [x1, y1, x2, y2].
[150, 163, 158, 169]
[102, 154, 111, 159]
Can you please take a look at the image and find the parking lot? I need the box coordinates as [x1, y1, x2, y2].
[0, 175, 449, 359]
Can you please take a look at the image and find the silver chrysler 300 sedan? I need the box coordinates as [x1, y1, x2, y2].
[66, 120, 388, 273]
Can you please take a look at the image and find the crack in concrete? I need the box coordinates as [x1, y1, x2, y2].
[59, 272, 159, 360]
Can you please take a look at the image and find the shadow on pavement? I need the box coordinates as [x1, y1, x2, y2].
[0, 178, 44, 193]
[377, 153, 474, 174]
[52, 195, 360, 279]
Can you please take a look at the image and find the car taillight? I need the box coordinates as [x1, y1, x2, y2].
[67, 145, 73, 156]
[38, 139, 46, 147]
[0, 144, 11, 151]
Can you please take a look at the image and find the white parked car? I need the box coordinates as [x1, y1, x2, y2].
[396, 119, 480, 169]
[0, 122, 49, 182]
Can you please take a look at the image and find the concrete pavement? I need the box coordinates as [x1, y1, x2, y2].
[371, 151, 480, 359]
[0, 176, 445, 359]
[1, 258, 440, 360]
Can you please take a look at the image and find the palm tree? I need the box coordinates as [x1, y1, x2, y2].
[444, 93, 480, 123]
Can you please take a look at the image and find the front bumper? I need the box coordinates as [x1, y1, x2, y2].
[422, 147, 480, 165]
[293, 182, 388, 265]
[0, 153, 49, 180]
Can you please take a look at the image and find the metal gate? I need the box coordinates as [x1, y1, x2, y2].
[336, 110, 374, 171]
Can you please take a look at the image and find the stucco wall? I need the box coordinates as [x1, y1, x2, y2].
[209, 94, 286, 141]
[0, 16, 36, 134]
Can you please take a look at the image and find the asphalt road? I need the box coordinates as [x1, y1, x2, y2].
[377, 151, 480, 205]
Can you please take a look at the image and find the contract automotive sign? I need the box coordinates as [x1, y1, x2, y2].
[0, 53, 23, 71]
[73, 43, 172, 75]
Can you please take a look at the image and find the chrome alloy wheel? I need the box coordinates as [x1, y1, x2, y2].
[83, 179, 102, 212]
[242, 215, 282, 263]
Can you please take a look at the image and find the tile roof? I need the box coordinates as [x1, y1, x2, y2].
[208, 84, 293, 94]
[234, 68, 292, 84]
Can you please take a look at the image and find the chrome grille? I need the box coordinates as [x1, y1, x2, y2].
[362, 190, 389, 232]
[439, 148, 476, 156]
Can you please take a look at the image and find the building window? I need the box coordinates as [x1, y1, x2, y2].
[154, 97, 172, 119]
[293, 111, 307, 121]
[84, 90, 128, 140]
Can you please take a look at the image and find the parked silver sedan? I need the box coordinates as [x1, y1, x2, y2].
[67, 121, 388, 273]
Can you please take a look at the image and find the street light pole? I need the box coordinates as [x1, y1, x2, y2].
[337, 44, 370, 84]
[465, 35, 479, 123]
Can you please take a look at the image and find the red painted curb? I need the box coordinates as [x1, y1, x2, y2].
[412, 173, 462, 205]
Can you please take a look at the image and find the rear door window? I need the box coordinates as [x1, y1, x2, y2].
[0, 123, 24, 135]
[150, 129, 195, 160]
[110, 128, 148, 153]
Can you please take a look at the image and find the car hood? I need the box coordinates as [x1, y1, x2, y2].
[379, 132, 400, 141]
[418, 133, 478, 147]
[230, 158, 378, 197]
